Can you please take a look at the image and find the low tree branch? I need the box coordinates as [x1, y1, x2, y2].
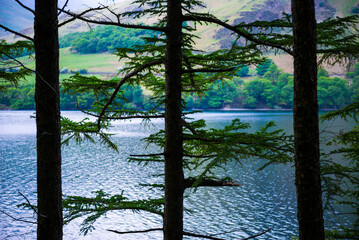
[108, 227, 269, 240]
[107, 228, 163, 235]
[241, 229, 271, 240]
[184, 177, 241, 189]
[107, 228, 226, 239]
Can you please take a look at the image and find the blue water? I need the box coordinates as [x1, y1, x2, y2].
[0, 110, 355, 239]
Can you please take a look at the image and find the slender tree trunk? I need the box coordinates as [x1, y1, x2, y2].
[34, 0, 63, 239]
[291, 0, 325, 239]
[164, 0, 184, 239]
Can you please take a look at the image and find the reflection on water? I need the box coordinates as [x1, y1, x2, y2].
[0, 110, 355, 239]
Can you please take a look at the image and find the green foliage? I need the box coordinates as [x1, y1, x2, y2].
[318, 77, 350, 109]
[61, 117, 118, 152]
[318, 68, 330, 78]
[60, 26, 156, 54]
[0, 40, 33, 91]
[237, 65, 249, 77]
[256, 59, 273, 76]
[63, 190, 163, 235]
[320, 99, 359, 238]
[182, 119, 294, 184]
[346, 62, 359, 79]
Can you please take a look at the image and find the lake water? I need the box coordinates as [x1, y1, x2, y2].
[0, 110, 355, 239]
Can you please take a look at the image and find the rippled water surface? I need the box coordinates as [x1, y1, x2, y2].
[0, 110, 355, 239]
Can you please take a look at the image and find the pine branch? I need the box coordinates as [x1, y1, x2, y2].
[95, 59, 163, 131]
[184, 177, 241, 189]
[0, 49, 56, 93]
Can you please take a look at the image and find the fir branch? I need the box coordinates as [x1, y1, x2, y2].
[184, 177, 240, 189]
[96, 59, 163, 131]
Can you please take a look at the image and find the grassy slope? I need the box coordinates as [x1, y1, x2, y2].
[19, 48, 121, 73]
[59, 48, 121, 72]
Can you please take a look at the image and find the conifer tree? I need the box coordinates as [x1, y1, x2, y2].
[1, 1, 63, 238]
[291, 0, 324, 239]
[34, 0, 63, 239]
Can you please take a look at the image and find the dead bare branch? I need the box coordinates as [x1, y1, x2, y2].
[0, 25, 33, 41]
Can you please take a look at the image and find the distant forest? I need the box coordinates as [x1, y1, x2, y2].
[1, 60, 358, 110]
[59, 26, 155, 54]
[1, 25, 358, 110]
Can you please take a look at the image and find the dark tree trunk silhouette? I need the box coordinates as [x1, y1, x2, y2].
[291, 0, 325, 239]
[163, 1, 184, 239]
[35, 0, 63, 239]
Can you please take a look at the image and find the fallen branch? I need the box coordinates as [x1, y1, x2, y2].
[184, 177, 241, 189]
[107, 227, 271, 240]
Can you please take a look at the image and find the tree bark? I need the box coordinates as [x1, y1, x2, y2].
[164, 0, 184, 239]
[34, 0, 63, 239]
[291, 0, 325, 239]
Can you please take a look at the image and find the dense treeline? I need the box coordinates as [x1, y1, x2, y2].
[185, 62, 356, 110]
[59, 26, 154, 54]
[0, 62, 357, 110]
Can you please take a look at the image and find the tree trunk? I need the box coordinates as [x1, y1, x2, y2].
[34, 0, 63, 239]
[164, 0, 184, 239]
[291, 0, 325, 239]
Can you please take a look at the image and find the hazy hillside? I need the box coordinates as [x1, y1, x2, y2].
[1, 0, 357, 75]
[2, 0, 356, 40]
